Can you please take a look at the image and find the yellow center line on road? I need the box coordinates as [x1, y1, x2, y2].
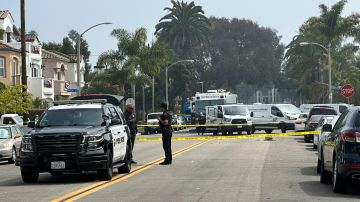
[50, 140, 209, 202]
[136, 131, 321, 141]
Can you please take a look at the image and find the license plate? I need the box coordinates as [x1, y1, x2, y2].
[237, 126, 242, 128]
[51, 161, 65, 169]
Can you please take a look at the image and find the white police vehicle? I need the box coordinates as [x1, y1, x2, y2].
[19, 94, 132, 183]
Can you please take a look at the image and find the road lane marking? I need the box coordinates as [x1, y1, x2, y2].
[136, 131, 320, 141]
[50, 140, 209, 202]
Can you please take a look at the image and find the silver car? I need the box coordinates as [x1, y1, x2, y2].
[0, 125, 23, 164]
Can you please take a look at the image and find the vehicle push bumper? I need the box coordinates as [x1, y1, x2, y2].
[20, 149, 108, 172]
[20, 133, 108, 172]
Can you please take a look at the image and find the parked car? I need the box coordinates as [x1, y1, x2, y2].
[0, 125, 23, 164]
[304, 115, 323, 142]
[313, 115, 336, 149]
[319, 107, 360, 193]
[295, 113, 308, 131]
[304, 106, 337, 142]
[316, 115, 339, 173]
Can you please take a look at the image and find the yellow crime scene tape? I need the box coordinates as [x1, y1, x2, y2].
[136, 131, 321, 141]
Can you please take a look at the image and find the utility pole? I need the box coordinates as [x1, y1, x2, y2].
[20, 0, 27, 91]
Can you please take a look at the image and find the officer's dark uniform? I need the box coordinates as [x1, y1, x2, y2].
[124, 109, 137, 161]
[159, 109, 173, 164]
[198, 114, 206, 135]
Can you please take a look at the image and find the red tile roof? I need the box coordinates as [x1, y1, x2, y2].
[0, 42, 21, 53]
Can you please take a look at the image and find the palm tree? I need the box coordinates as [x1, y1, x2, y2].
[89, 28, 172, 111]
[155, 0, 211, 58]
[284, 0, 360, 103]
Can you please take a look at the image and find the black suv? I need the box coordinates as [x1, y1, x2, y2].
[320, 107, 360, 193]
[304, 106, 337, 142]
[19, 94, 132, 183]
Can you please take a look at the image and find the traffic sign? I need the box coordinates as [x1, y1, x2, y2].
[341, 84, 355, 98]
[64, 81, 70, 90]
[67, 88, 78, 92]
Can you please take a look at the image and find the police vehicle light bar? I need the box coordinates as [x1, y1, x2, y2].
[53, 99, 107, 106]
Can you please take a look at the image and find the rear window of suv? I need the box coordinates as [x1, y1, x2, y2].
[309, 108, 337, 119]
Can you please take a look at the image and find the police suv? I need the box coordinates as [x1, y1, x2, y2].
[19, 95, 132, 183]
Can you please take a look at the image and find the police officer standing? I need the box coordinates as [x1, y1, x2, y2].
[124, 103, 137, 164]
[158, 103, 173, 165]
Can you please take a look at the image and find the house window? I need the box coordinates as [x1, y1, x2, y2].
[57, 71, 62, 80]
[12, 59, 17, 84]
[32, 67, 38, 77]
[0, 58, 5, 77]
[6, 33, 11, 43]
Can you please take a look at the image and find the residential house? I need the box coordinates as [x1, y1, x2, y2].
[0, 10, 18, 43]
[0, 42, 21, 86]
[50, 51, 85, 90]
[42, 49, 75, 99]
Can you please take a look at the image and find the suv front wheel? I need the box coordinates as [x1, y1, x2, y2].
[98, 150, 113, 181]
[21, 168, 39, 183]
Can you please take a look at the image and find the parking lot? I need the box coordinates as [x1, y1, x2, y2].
[0, 129, 359, 202]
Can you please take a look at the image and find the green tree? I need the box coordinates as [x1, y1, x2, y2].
[284, 0, 360, 103]
[0, 85, 32, 114]
[155, 0, 211, 58]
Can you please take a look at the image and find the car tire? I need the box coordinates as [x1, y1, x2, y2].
[118, 145, 131, 173]
[251, 127, 256, 134]
[317, 159, 321, 174]
[313, 144, 317, 149]
[247, 129, 251, 135]
[98, 150, 113, 181]
[21, 168, 39, 183]
[8, 147, 16, 164]
[332, 156, 347, 193]
[280, 124, 286, 133]
[265, 130, 272, 134]
[304, 135, 311, 143]
[320, 152, 332, 184]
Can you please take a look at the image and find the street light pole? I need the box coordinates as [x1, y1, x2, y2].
[76, 22, 112, 96]
[198, 81, 204, 93]
[327, 44, 333, 104]
[299, 42, 332, 104]
[165, 60, 194, 106]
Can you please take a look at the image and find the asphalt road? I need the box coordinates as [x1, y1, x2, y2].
[0, 129, 359, 202]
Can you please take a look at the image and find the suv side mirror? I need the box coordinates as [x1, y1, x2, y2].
[27, 121, 35, 128]
[250, 112, 254, 117]
[110, 119, 121, 126]
[322, 124, 332, 132]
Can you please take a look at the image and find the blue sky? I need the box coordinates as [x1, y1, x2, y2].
[2, 0, 360, 65]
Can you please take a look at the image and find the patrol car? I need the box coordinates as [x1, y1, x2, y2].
[18, 94, 132, 183]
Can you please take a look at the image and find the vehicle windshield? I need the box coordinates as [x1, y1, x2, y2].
[13, 116, 23, 123]
[277, 105, 301, 114]
[195, 99, 225, 112]
[0, 128, 11, 139]
[38, 108, 104, 127]
[223, 106, 248, 116]
[147, 113, 162, 120]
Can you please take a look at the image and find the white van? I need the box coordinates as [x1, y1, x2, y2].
[144, 112, 162, 134]
[205, 104, 253, 135]
[247, 104, 301, 134]
[299, 103, 349, 115]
